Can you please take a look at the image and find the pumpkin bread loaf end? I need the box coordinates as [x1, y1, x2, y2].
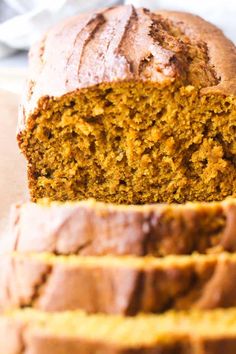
[18, 6, 236, 204]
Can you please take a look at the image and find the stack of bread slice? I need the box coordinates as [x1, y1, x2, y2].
[1, 198, 236, 353]
[2, 4, 236, 354]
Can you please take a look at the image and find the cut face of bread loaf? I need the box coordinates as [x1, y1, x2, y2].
[7, 198, 236, 256]
[2, 252, 236, 314]
[18, 6, 236, 204]
[2, 308, 236, 354]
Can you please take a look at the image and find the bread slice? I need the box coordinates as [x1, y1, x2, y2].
[2, 308, 236, 354]
[7, 198, 236, 256]
[18, 6, 236, 204]
[1, 252, 236, 314]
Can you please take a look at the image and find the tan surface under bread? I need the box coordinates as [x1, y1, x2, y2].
[1, 252, 236, 314]
[2, 308, 236, 354]
[6, 198, 236, 256]
[0, 90, 28, 235]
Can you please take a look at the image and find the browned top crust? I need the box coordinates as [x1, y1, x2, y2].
[19, 5, 236, 131]
[5, 198, 236, 257]
[157, 10, 236, 95]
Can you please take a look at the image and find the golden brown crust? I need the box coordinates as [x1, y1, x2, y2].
[20, 336, 236, 354]
[21, 337, 177, 354]
[1, 252, 236, 314]
[18, 6, 236, 134]
[158, 11, 236, 95]
[5, 199, 236, 256]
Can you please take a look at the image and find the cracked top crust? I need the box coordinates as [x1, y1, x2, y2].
[19, 5, 236, 130]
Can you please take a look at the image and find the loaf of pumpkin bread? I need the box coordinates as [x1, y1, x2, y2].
[18, 6, 236, 204]
[2, 308, 236, 354]
[7, 198, 236, 256]
[1, 252, 236, 314]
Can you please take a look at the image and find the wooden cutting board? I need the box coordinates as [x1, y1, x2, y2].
[0, 90, 28, 234]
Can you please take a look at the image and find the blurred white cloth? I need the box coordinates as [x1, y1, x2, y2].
[125, 0, 236, 43]
[0, 0, 122, 58]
